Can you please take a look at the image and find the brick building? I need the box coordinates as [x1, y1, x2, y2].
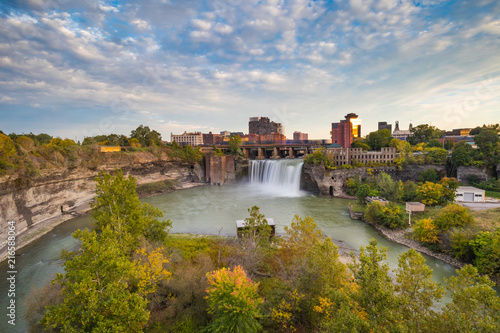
[203, 132, 223, 145]
[331, 113, 361, 148]
[293, 131, 308, 141]
[249, 117, 284, 136]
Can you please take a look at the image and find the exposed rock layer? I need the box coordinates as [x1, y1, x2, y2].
[0, 152, 205, 260]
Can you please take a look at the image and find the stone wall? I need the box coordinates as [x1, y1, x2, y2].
[205, 155, 236, 185]
[457, 166, 490, 183]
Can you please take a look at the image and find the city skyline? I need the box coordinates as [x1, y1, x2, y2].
[1, 0, 499, 141]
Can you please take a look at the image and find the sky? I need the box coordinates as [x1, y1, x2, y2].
[0, 0, 499, 142]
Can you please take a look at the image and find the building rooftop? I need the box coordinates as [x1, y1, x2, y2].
[457, 186, 484, 192]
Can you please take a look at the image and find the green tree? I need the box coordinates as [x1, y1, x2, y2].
[434, 204, 474, 232]
[91, 170, 171, 248]
[366, 129, 392, 151]
[424, 147, 448, 164]
[205, 266, 263, 333]
[131, 125, 162, 146]
[43, 227, 150, 332]
[470, 230, 500, 279]
[409, 124, 444, 145]
[475, 129, 500, 157]
[356, 183, 373, 204]
[241, 206, 272, 246]
[427, 138, 442, 148]
[352, 138, 370, 151]
[395, 249, 444, 332]
[418, 168, 441, 183]
[349, 239, 402, 332]
[444, 139, 455, 150]
[440, 177, 459, 202]
[402, 180, 419, 202]
[376, 172, 402, 201]
[228, 134, 243, 156]
[439, 265, 500, 332]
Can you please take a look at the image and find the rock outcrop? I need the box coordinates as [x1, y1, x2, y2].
[301, 163, 447, 197]
[0, 152, 205, 260]
[457, 166, 490, 183]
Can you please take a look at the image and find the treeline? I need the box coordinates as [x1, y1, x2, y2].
[0, 125, 204, 177]
[28, 171, 500, 332]
[348, 169, 500, 282]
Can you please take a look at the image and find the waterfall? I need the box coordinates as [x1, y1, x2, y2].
[249, 159, 304, 197]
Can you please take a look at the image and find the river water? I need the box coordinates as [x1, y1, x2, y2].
[1, 160, 459, 332]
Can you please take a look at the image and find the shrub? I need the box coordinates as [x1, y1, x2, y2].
[304, 149, 335, 169]
[365, 201, 383, 223]
[205, 266, 263, 333]
[401, 181, 418, 202]
[434, 204, 474, 231]
[470, 230, 500, 279]
[345, 176, 360, 196]
[412, 219, 439, 244]
[417, 182, 445, 206]
[448, 228, 476, 263]
[378, 203, 406, 229]
[16, 135, 35, 151]
[418, 169, 441, 183]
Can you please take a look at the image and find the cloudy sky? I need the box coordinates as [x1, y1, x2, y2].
[1, 0, 499, 141]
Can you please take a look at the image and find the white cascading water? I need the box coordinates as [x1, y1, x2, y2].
[249, 159, 304, 197]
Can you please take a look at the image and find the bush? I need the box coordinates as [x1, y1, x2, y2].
[304, 149, 335, 169]
[417, 182, 445, 206]
[434, 204, 474, 231]
[378, 203, 406, 229]
[365, 201, 383, 223]
[418, 169, 441, 183]
[470, 230, 500, 279]
[412, 219, 439, 244]
[448, 228, 476, 263]
[401, 181, 418, 202]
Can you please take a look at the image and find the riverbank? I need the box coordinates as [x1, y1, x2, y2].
[348, 205, 465, 269]
[0, 181, 207, 262]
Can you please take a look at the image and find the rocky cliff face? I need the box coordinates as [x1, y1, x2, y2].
[457, 166, 490, 183]
[0, 152, 205, 259]
[301, 163, 447, 197]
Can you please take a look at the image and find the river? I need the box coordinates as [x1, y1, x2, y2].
[0, 160, 459, 332]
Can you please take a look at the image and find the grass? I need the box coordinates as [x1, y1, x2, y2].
[485, 190, 500, 199]
[136, 179, 179, 197]
[471, 207, 500, 232]
[165, 234, 227, 261]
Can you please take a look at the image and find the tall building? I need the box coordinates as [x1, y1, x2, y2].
[249, 117, 283, 136]
[171, 132, 204, 146]
[203, 132, 223, 145]
[331, 113, 361, 148]
[293, 131, 308, 141]
[378, 121, 392, 133]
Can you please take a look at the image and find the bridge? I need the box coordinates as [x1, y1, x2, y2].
[199, 142, 327, 159]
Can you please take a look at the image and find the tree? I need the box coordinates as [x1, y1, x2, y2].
[16, 135, 35, 151]
[440, 177, 459, 202]
[366, 129, 392, 151]
[412, 218, 440, 244]
[356, 183, 373, 204]
[349, 239, 402, 331]
[376, 172, 402, 201]
[434, 204, 474, 231]
[417, 181, 445, 206]
[475, 129, 499, 157]
[439, 265, 500, 332]
[395, 249, 444, 332]
[470, 230, 500, 279]
[205, 266, 263, 333]
[43, 228, 150, 332]
[0, 133, 16, 158]
[427, 139, 442, 148]
[424, 147, 448, 164]
[444, 139, 455, 150]
[91, 170, 171, 249]
[409, 124, 444, 145]
[352, 138, 370, 151]
[418, 168, 441, 183]
[131, 125, 162, 146]
[228, 134, 243, 156]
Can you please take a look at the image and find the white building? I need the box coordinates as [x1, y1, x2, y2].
[455, 186, 485, 202]
[171, 132, 204, 146]
[392, 121, 414, 141]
